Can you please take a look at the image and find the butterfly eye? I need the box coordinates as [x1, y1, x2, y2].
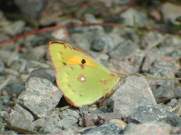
[81, 59, 86, 64]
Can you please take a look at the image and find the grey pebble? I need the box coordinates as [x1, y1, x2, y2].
[124, 122, 172, 135]
[0, 59, 5, 74]
[81, 122, 123, 135]
[131, 105, 181, 127]
[4, 20, 25, 36]
[5, 82, 25, 96]
[112, 75, 156, 117]
[174, 85, 181, 98]
[109, 39, 138, 59]
[18, 77, 62, 117]
[33, 108, 79, 133]
[161, 2, 181, 24]
[15, 0, 47, 19]
[90, 36, 115, 52]
[148, 59, 176, 103]
[120, 8, 149, 27]
[29, 68, 55, 83]
[5, 104, 34, 131]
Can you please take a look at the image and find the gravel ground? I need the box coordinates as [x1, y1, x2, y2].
[0, 0, 181, 134]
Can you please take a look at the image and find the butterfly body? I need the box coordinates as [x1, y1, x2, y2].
[49, 41, 120, 107]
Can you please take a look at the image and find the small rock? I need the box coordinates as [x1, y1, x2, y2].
[109, 119, 127, 129]
[10, 59, 26, 73]
[94, 54, 109, 68]
[59, 108, 79, 129]
[171, 127, 181, 135]
[0, 50, 19, 66]
[0, 95, 10, 107]
[168, 99, 181, 117]
[174, 85, 181, 98]
[140, 48, 161, 72]
[112, 75, 156, 117]
[52, 27, 69, 41]
[5, 104, 34, 131]
[29, 68, 55, 83]
[84, 14, 101, 23]
[163, 35, 181, 50]
[71, 33, 91, 52]
[5, 82, 25, 96]
[4, 20, 25, 36]
[124, 122, 172, 135]
[79, 111, 122, 127]
[70, 26, 105, 51]
[30, 45, 46, 60]
[161, 2, 181, 24]
[140, 35, 181, 71]
[33, 108, 79, 133]
[115, 28, 140, 45]
[15, 0, 47, 19]
[81, 122, 124, 135]
[0, 59, 5, 74]
[18, 77, 62, 117]
[109, 39, 138, 59]
[0, 112, 5, 132]
[110, 60, 135, 75]
[120, 8, 149, 27]
[110, 49, 144, 74]
[148, 59, 176, 103]
[1, 130, 18, 135]
[90, 36, 110, 52]
[141, 31, 164, 49]
[131, 105, 181, 127]
[71, 26, 131, 56]
[24, 34, 50, 47]
[90, 32, 124, 53]
[0, 34, 9, 44]
[167, 98, 177, 108]
[149, 8, 162, 21]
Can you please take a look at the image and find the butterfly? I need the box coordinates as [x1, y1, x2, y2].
[49, 41, 120, 107]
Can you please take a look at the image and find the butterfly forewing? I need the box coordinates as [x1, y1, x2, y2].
[49, 41, 120, 107]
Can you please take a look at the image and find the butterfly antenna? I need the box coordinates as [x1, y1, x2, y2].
[117, 72, 181, 81]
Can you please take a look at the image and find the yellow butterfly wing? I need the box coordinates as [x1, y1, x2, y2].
[49, 41, 120, 107]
